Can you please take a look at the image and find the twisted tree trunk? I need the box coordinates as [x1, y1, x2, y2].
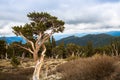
[33, 44, 46, 80]
[5, 52, 8, 60]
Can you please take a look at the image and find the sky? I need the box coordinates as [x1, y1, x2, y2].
[0, 0, 120, 37]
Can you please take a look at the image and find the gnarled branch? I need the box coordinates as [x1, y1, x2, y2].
[19, 32, 35, 51]
[15, 44, 34, 54]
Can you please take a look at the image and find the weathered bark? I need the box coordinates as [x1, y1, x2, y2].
[55, 54, 59, 59]
[111, 49, 114, 56]
[33, 52, 39, 62]
[14, 31, 52, 80]
[33, 44, 46, 80]
[33, 60, 41, 80]
[22, 52, 25, 59]
[5, 53, 8, 60]
[72, 52, 75, 57]
[112, 44, 119, 56]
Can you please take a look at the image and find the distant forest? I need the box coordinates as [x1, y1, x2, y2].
[0, 33, 120, 60]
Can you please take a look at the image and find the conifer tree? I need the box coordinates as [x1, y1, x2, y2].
[12, 12, 65, 80]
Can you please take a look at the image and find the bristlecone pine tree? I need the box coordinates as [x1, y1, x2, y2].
[12, 12, 65, 80]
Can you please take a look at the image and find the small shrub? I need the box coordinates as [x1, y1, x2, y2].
[57, 55, 120, 80]
[11, 56, 20, 67]
[66, 56, 79, 61]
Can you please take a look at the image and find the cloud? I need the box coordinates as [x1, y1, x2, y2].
[0, 0, 120, 36]
[63, 22, 120, 34]
[0, 21, 25, 36]
[54, 1, 120, 35]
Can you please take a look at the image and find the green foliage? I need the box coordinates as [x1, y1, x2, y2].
[12, 12, 65, 61]
[12, 12, 65, 40]
[7, 42, 29, 58]
[52, 42, 66, 58]
[45, 36, 57, 57]
[0, 40, 7, 59]
[66, 43, 81, 57]
[45, 38, 52, 57]
[5, 35, 120, 59]
[11, 56, 20, 67]
[51, 36, 56, 48]
[85, 41, 94, 57]
[57, 34, 117, 47]
[110, 38, 120, 56]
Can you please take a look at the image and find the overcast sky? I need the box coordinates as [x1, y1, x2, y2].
[0, 0, 120, 36]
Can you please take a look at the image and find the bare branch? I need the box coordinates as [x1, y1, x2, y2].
[35, 31, 52, 51]
[15, 44, 34, 54]
[41, 31, 53, 44]
[35, 32, 42, 49]
[19, 32, 35, 51]
[41, 44, 46, 56]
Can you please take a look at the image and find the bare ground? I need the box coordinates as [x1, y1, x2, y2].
[0, 58, 67, 80]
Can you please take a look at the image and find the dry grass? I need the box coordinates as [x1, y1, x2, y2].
[0, 68, 34, 80]
[0, 59, 35, 80]
[0, 59, 12, 67]
[56, 55, 120, 80]
[0, 58, 66, 80]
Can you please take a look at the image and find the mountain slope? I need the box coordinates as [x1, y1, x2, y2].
[56, 34, 120, 47]
[1, 31, 120, 45]
[54, 31, 120, 40]
[106, 31, 120, 36]
[0, 37, 26, 44]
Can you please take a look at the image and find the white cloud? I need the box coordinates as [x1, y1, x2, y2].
[0, 0, 120, 36]
[0, 21, 25, 36]
[55, 1, 120, 34]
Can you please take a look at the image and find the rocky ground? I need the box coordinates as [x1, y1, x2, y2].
[1, 55, 120, 80]
[0, 58, 67, 80]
